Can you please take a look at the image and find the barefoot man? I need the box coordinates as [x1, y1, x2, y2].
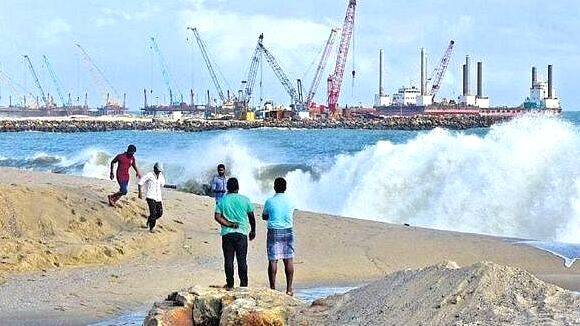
[214, 178, 256, 290]
[108, 145, 141, 206]
[262, 177, 295, 296]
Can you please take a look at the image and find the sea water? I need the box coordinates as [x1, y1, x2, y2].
[1, 112, 579, 257]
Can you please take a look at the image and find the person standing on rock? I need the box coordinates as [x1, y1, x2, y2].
[138, 163, 165, 233]
[108, 145, 141, 206]
[262, 177, 295, 296]
[214, 177, 256, 290]
[211, 164, 227, 203]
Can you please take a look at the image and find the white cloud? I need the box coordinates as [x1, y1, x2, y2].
[179, 3, 331, 69]
[40, 18, 71, 43]
[94, 4, 161, 27]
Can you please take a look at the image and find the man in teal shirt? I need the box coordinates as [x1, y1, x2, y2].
[262, 177, 295, 296]
[214, 177, 256, 290]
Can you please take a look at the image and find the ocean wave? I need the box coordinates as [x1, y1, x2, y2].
[0, 114, 577, 243]
[159, 114, 579, 243]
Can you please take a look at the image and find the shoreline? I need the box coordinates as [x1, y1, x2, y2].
[0, 169, 578, 324]
[0, 115, 511, 132]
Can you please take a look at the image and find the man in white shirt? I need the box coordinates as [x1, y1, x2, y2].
[138, 162, 166, 233]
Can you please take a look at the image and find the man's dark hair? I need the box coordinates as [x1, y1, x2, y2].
[217, 164, 225, 170]
[226, 177, 239, 193]
[127, 145, 137, 153]
[274, 177, 286, 193]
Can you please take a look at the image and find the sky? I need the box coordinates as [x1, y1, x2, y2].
[0, 0, 578, 110]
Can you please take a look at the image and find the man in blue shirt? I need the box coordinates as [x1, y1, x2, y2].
[262, 177, 295, 296]
[211, 164, 227, 203]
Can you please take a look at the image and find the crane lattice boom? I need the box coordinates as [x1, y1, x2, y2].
[188, 27, 227, 103]
[259, 38, 302, 109]
[306, 28, 338, 107]
[42, 55, 67, 107]
[75, 43, 119, 105]
[243, 34, 264, 106]
[150, 36, 183, 105]
[23, 55, 50, 108]
[328, 0, 357, 113]
[427, 40, 455, 98]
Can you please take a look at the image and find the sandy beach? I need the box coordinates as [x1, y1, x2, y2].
[0, 168, 578, 325]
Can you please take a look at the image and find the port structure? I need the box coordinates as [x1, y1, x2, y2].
[327, 0, 357, 114]
[150, 36, 184, 106]
[42, 55, 68, 107]
[23, 55, 51, 109]
[188, 27, 229, 105]
[426, 40, 455, 99]
[306, 28, 339, 108]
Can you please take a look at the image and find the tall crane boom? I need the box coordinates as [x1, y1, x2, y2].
[259, 39, 302, 109]
[243, 34, 264, 106]
[23, 55, 49, 108]
[75, 43, 119, 104]
[150, 36, 183, 105]
[427, 40, 455, 98]
[327, 0, 357, 113]
[42, 55, 67, 107]
[187, 27, 227, 103]
[306, 28, 338, 106]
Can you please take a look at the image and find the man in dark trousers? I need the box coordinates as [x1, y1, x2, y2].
[214, 178, 256, 290]
[108, 145, 141, 207]
[138, 163, 165, 233]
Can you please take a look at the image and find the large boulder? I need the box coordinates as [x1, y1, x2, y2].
[143, 286, 305, 326]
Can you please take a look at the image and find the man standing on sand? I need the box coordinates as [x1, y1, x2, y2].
[214, 177, 256, 290]
[138, 163, 165, 233]
[108, 145, 141, 207]
[211, 164, 227, 203]
[262, 177, 295, 296]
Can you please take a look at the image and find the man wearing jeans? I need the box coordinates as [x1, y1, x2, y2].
[214, 177, 256, 290]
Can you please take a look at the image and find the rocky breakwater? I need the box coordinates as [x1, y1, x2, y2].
[0, 114, 510, 133]
[143, 286, 305, 326]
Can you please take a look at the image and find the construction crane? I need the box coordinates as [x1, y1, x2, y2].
[327, 0, 357, 114]
[0, 70, 34, 107]
[259, 37, 303, 110]
[306, 28, 338, 107]
[150, 36, 183, 105]
[42, 55, 67, 107]
[23, 55, 50, 108]
[242, 34, 264, 107]
[75, 43, 119, 105]
[187, 27, 227, 103]
[426, 40, 455, 99]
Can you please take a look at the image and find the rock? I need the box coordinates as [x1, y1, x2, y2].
[144, 287, 305, 326]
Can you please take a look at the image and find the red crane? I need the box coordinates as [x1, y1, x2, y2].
[427, 40, 455, 99]
[327, 0, 357, 114]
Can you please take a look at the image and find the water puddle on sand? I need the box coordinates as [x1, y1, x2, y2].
[516, 241, 580, 268]
[89, 286, 356, 325]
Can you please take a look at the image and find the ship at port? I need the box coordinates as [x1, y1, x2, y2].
[373, 41, 561, 117]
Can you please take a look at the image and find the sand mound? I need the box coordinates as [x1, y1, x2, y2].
[292, 261, 580, 325]
[0, 183, 172, 278]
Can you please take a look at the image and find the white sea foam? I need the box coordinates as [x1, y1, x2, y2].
[189, 114, 580, 243]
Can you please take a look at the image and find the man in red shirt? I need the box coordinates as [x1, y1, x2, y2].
[108, 145, 141, 206]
